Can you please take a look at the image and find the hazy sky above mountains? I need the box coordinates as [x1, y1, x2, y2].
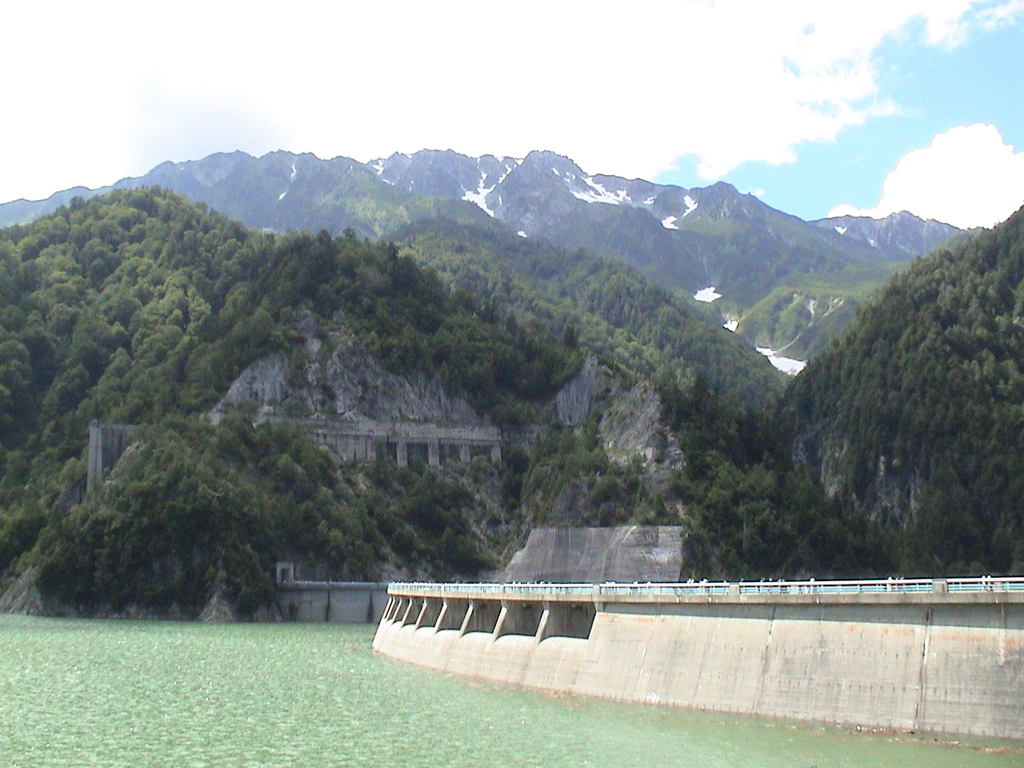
[4, 0, 1023, 229]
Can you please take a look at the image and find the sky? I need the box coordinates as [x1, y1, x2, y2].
[3, 0, 1024, 230]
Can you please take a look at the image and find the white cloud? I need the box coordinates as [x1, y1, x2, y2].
[1, 0, 1023, 204]
[828, 124, 1024, 228]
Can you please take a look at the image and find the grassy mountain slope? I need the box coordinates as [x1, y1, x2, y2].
[737, 260, 908, 359]
[783, 206, 1024, 574]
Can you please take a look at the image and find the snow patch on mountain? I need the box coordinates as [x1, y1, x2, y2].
[724, 319, 739, 332]
[517, 231, 527, 238]
[834, 225, 847, 235]
[683, 195, 698, 217]
[662, 216, 679, 230]
[643, 196, 656, 205]
[757, 348, 806, 375]
[277, 162, 299, 201]
[693, 287, 722, 303]
[572, 177, 630, 206]
[462, 173, 495, 217]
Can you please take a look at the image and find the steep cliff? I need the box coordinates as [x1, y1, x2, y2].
[212, 322, 483, 425]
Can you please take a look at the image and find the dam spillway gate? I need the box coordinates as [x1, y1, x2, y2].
[384, 586, 598, 642]
[374, 577, 1024, 742]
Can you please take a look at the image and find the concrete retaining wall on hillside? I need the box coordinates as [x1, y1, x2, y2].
[373, 580, 1024, 741]
[502, 526, 682, 583]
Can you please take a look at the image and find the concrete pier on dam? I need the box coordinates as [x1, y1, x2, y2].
[373, 577, 1024, 741]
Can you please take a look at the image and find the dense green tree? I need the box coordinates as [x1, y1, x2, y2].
[0, 189, 577, 612]
[783, 206, 1024, 575]
[657, 375, 887, 579]
[394, 218, 785, 409]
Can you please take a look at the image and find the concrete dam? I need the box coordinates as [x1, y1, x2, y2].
[373, 577, 1024, 741]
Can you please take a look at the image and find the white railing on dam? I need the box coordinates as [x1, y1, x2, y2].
[948, 575, 1024, 592]
[389, 575, 1024, 601]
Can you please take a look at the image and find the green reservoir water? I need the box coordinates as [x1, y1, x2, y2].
[0, 616, 1020, 768]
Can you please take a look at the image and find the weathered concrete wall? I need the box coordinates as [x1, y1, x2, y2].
[296, 418, 506, 467]
[502, 526, 682, 583]
[373, 581, 1024, 741]
[86, 421, 138, 492]
[278, 582, 389, 623]
[90, 416, 526, 479]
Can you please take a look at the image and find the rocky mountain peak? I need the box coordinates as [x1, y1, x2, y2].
[375, 149, 480, 197]
[812, 211, 964, 261]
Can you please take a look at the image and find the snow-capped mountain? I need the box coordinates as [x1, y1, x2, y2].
[812, 211, 965, 261]
[0, 148, 966, 363]
[367, 149, 891, 310]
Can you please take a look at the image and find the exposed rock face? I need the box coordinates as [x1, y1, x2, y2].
[212, 327, 483, 424]
[554, 358, 683, 474]
[812, 211, 965, 261]
[501, 526, 682, 583]
[0, 568, 48, 615]
[599, 380, 683, 477]
[216, 354, 289, 413]
[555, 356, 605, 425]
[530, 362, 685, 530]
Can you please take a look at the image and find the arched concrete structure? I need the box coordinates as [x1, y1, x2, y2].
[374, 578, 1024, 741]
[85, 418, 537, 495]
[294, 418, 508, 468]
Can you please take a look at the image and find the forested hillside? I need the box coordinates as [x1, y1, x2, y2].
[784, 206, 1024, 575]
[395, 218, 785, 409]
[5, 186, 1012, 621]
[0, 189, 580, 616]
